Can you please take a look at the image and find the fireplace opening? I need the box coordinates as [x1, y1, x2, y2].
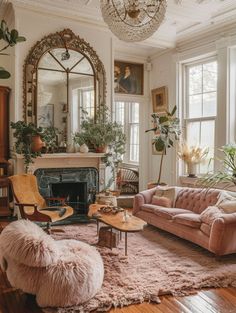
[51, 182, 87, 214]
[35, 167, 99, 215]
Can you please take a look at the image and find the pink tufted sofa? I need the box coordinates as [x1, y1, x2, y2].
[133, 187, 236, 256]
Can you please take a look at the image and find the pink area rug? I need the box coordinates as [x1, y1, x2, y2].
[44, 223, 236, 312]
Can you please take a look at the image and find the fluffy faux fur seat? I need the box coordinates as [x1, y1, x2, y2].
[0, 220, 104, 307]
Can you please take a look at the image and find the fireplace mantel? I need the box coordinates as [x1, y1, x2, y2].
[12, 152, 107, 191]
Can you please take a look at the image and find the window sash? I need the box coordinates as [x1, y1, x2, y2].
[113, 101, 139, 164]
[182, 57, 217, 175]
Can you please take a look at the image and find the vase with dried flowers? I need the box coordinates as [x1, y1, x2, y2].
[177, 141, 209, 177]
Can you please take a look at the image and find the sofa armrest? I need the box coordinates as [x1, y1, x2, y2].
[209, 213, 236, 255]
[133, 188, 156, 215]
[140, 188, 156, 204]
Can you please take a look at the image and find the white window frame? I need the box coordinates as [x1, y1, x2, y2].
[113, 100, 140, 165]
[182, 56, 218, 175]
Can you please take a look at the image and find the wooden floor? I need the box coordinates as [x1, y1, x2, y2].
[0, 220, 236, 313]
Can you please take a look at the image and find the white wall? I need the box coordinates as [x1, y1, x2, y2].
[148, 51, 177, 186]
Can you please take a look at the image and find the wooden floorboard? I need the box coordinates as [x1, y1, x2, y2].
[0, 220, 236, 313]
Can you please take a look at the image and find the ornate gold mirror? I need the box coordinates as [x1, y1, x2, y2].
[23, 29, 106, 144]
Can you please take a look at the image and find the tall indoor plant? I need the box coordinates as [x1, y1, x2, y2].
[146, 105, 181, 185]
[0, 20, 26, 79]
[11, 121, 44, 172]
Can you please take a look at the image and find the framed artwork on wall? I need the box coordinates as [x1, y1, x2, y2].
[37, 103, 54, 128]
[152, 86, 168, 113]
[114, 60, 144, 95]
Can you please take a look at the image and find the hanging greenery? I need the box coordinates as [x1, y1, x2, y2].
[0, 20, 26, 79]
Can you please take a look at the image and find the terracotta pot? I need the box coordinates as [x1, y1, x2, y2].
[95, 145, 108, 153]
[147, 181, 167, 189]
[31, 135, 44, 152]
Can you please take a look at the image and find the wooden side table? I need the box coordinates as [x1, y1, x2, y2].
[0, 177, 12, 217]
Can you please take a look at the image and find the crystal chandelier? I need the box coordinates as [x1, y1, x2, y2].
[100, 0, 167, 42]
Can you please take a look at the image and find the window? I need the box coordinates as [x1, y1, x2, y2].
[184, 59, 217, 173]
[112, 101, 139, 164]
[71, 87, 94, 133]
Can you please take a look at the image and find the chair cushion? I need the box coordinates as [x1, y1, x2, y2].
[200, 223, 211, 236]
[154, 207, 192, 220]
[173, 213, 201, 229]
[151, 196, 172, 207]
[0, 220, 59, 267]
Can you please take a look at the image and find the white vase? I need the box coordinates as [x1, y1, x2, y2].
[66, 144, 75, 153]
[74, 143, 80, 153]
[79, 143, 89, 153]
[187, 163, 197, 178]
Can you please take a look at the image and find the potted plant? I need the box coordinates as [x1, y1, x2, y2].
[42, 126, 61, 153]
[11, 121, 44, 172]
[0, 20, 26, 79]
[177, 141, 209, 177]
[73, 104, 126, 189]
[199, 143, 236, 188]
[145, 105, 181, 186]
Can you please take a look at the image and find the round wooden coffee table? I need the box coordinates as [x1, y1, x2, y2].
[88, 204, 147, 256]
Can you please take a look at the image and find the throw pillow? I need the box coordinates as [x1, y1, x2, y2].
[216, 191, 236, 213]
[155, 187, 179, 207]
[151, 196, 172, 207]
[218, 201, 236, 213]
[200, 206, 224, 225]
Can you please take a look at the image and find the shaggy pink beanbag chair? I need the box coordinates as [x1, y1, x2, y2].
[0, 220, 104, 308]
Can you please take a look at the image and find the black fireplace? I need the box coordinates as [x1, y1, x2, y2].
[35, 167, 98, 215]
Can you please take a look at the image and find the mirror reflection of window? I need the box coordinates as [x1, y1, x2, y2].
[37, 48, 95, 145]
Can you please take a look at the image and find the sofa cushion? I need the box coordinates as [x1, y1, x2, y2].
[173, 213, 201, 229]
[154, 207, 192, 220]
[141, 204, 159, 214]
[200, 223, 211, 236]
[175, 188, 220, 214]
[151, 196, 172, 207]
[200, 206, 223, 225]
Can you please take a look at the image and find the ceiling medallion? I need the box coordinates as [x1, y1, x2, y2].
[100, 0, 167, 42]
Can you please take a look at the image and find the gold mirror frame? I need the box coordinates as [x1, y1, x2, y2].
[23, 28, 106, 123]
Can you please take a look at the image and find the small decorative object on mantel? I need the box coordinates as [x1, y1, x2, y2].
[145, 105, 181, 186]
[177, 141, 209, 178]
[79, 143, 89, 153]
[199, 143, 236, 188]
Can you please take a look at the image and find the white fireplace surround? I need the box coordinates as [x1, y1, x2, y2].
[12, 153, 108, 192]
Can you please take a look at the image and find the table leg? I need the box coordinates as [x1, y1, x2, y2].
[125, 232, 128, 256]
[110, 227, 113, 250]
[97, 220, 99, 235]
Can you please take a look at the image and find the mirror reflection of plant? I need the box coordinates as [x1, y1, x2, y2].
[0, 20, 26, 79]
[199, 143, 236, 188]
[10, 121, 44, 172]
[145, 105, 181, 185]
[43, 126, 61, 153]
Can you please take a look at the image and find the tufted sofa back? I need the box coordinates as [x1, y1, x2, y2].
[175, 188, 221, 214]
